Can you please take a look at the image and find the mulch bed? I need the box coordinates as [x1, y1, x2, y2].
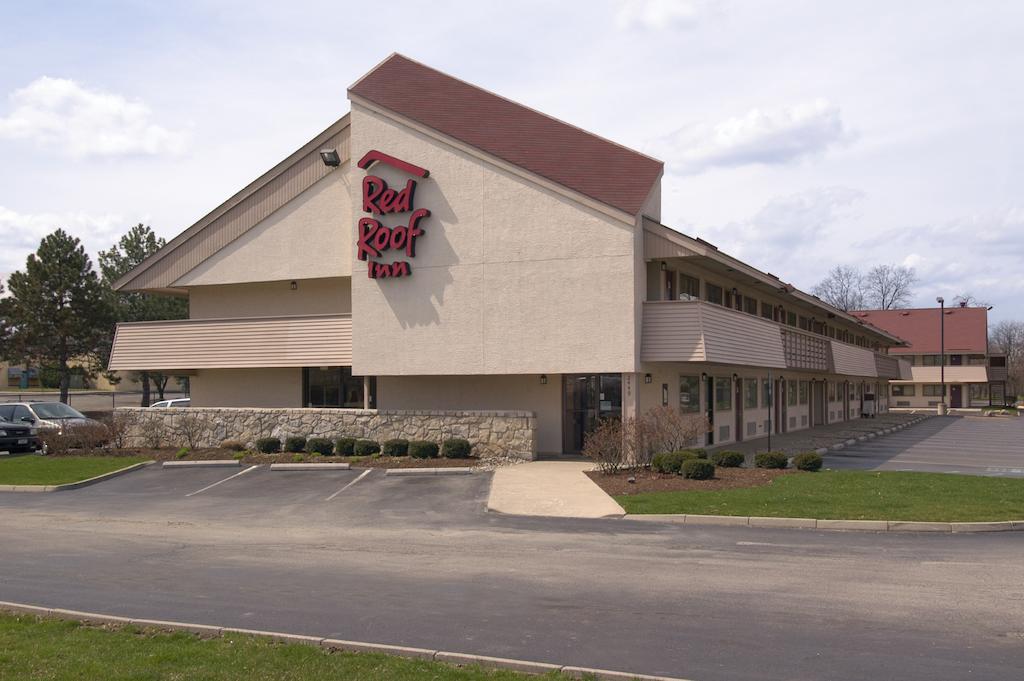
[48, 448, 481, 468]
[587, 467, 797, 495]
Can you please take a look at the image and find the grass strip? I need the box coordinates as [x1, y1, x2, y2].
[0, 456, 147, 486]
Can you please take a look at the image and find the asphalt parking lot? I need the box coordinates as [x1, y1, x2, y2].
[825, 414, 1024, 476]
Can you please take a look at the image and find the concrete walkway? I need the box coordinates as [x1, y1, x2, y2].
[709, 412, 922, 456]
[487, 461, 625, 518]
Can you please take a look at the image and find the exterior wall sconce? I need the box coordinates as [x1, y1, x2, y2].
[289, 280, 298, 290]
[660, 261, 667, 271]
[731, 287, 739, 297]
[662, 383, 669, 406]
[319, 149, 341, 167]
[732, 373, 739, 381]
[539, 374, 548, 385]
[644, 373, 652, 384]
[701, 372, 708, 382]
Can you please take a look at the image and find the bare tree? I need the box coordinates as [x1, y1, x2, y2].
[990, 320, 1024, 397]
[953, 293, 990, 308]
[812, 265, 866, 311]
[863, 264, 917, 309]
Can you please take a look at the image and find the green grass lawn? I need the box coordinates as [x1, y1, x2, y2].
[616, 470, 1024, 521]
[0, 456, 146, 486]
[0, 614, 559, 681]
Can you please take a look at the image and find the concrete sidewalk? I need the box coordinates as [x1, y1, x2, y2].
[487, 461, 625, 518]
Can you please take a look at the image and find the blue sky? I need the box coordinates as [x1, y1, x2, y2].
[1, 0, 1022, 321]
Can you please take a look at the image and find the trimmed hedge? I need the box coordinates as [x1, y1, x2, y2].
[687, 448, 709, 460]
[409, 440, 439, 459]
[382, 438, 409, 457]
[793, 451, 823, 472]
[711, 450, 744, 468]
[652, 451, 685, 474]
[334, 437, 356, 456]
[284, 436, 307, 453]
[682, 459, 715, 480]
[220, 440, 245, 451]
[306, 438, 334, 456]
[354, 439, 380, 456]
[441, 438, 472, 459]
[255, 437, 281, 454]
[755, 451, 789, 469]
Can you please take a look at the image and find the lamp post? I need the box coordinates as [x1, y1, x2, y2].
[937, 296, 946, 414]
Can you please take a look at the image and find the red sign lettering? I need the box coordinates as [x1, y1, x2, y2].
[357, 151, 430, 279]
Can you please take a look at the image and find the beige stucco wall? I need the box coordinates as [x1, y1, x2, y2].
[349, 104, 640, 376]
[188, 278, 351, 319]
[376, 374, 562, 454]
[175, 170, 353, 286]
[191, 368, 302, 408]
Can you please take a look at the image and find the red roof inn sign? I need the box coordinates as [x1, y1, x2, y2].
[357, 150, 430, 279]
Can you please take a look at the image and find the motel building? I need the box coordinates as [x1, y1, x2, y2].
[852, 306, 1008, 409]
[108, 54, 912, 457]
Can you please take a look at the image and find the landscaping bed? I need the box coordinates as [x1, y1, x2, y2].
[615, 470, 1024, 521]
[0, 613, 546, 681]
[587, 467, 795, 495]
[0, 455, 148, 486]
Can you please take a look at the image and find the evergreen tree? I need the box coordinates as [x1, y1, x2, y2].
[98, 224, 187, 405]
[2, 230, 115, 403]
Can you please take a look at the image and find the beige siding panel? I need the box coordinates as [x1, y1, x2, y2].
[988, 365, 1008, 381]
[898, 358, 914, 380]
[903, 366, 990, 383]
[699, 304, 787, 368]
[831, 342, 878, 377]
[874, 353, 901, 379]
[640, 302, 705, 362]
[123, 123, 350, 291]
[109, 315, 352, 370]
[644, 229, 699, 260]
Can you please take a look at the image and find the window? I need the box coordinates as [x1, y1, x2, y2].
[787, 381, 797, 406]
[679, 375, 701, 413]
[798, 316, 810, 331]
[715, 377, 732, 411]
[761, 302, 774, 320]
[762, 378, 771, 407]
[828, 381, 836, 401]
[891, 384, 916, 397]
[744, 378, 758, 409]
[923, 384, 945, 397]
[922, 355, 943, 366]
[991, 356, 1007, 367]
[679, 273, 700, 300]
[969, 384, 989, 400]
[786, 311, 797, 327]
[967, 354, 987, 366]
[303, 367, 372, 408]
[705, 283, 723, 306]
[744, 297, 759, 316]
[799, 380, 809, 405]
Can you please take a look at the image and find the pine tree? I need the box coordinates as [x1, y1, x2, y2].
[2, 230, 115, 403]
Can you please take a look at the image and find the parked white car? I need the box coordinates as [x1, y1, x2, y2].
[150, 398, 191, 408]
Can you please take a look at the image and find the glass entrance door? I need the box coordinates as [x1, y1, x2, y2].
[562, 374, 622, 453]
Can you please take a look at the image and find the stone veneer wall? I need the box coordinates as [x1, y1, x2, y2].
[119, 407, 537, 460]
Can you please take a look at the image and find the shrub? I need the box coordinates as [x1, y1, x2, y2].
[172, 413, 210, 449]
[232, 451, 246, 461]
[102, 411, 135, 449]
[175, 447, 190, 460]
[139, 417, 167, 449]
[682, 459, 715, 480]
[687, 448, 709, 460]
[711, 450, 745, 468]
[582, 418, 625, 474]
[755, 451, 789, 469]
[292, 453, 305, 462]
[255, 437, 281, 454]
[306, 438, 334, 456]
[408, 440, 439, 459]
[334, 437, 356, 456]
[354, 439, 381, 456]
[652, 451, 686, 474]
[441, 438, 472, 459]
[220, 440, 245, 451]
[284, 436, 307, 453]
[38, 430, 71, 456]
[68, 421, 110, 450]
[645, 405, 710, 455]
[382, 439, 409, 457]
[793, 451, 823, 472]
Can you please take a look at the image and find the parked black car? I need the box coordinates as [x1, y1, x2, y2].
[0, 418, 40, 453]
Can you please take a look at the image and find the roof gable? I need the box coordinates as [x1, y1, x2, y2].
[349, 54, 663, 216]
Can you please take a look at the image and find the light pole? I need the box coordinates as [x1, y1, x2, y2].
[937, 296, 946, 414]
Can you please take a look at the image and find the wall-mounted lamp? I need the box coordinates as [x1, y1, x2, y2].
[644, 373, 652, 384]
[732, 373, 739, 381]
[319, 149, 341, 167]
[662, 383, 669, 406]
[289, 280, 298, 291]
[701, 372, 708, 382]
[731, 287, 739, 297]
[539, 374, 548, 385]
[660, 261, 667, 271]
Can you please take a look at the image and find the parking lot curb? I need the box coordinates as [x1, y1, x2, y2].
[0, 460, 154, 493]
[622, 513, 1024, 533]
[384, 467, 475, 476]
[0, 600, 695, 681]
[269, 463, 351, 471]
[162, 460, 241, 468]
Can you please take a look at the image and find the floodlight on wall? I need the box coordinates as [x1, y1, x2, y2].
[539, 374, 548, 385]
[319, 149, 341, 167]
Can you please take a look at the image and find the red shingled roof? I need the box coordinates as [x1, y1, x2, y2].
[348, 54, 663, 216]
[851, 307, 989, 354]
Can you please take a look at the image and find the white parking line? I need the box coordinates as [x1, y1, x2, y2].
[326, 469, 371, 501]
[185, 465, 259, 497]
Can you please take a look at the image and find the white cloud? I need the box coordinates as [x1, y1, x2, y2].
[0, 205, 137, 279]
[614, 0, 708, 30]
[656, 99, 850, 174]
[0, 77, 187, 157]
